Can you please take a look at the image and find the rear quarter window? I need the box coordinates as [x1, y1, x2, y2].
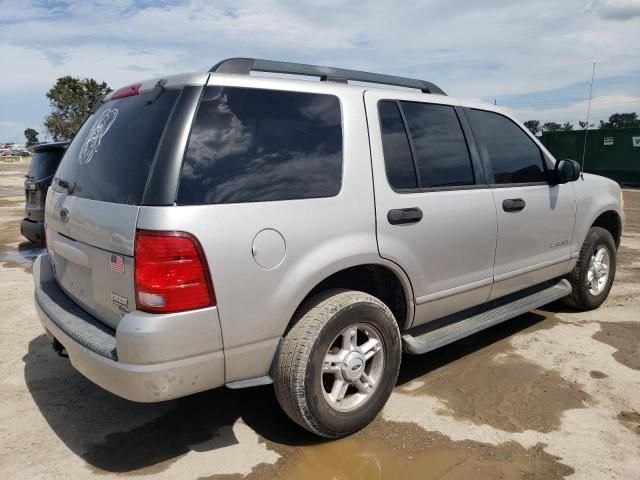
[177, 86, 343, 205]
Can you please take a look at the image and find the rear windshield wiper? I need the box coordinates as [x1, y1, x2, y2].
[54, 178, 77, 194]
[147, 79, 167, 104]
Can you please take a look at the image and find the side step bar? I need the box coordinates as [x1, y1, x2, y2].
[402, 279, 572, 355]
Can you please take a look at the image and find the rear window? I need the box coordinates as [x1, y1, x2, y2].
[53, 89, 180, 205]
[28, 150, 66, 181]
[177, 86, 342, 205]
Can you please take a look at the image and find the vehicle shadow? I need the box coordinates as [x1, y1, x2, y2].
[23, 310, 551, 473]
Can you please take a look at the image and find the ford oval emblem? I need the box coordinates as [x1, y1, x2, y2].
[60, 208, 70, 223]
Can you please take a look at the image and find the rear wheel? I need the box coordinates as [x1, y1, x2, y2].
[563, 227, 617, 310]
[274, 289, 401, 438]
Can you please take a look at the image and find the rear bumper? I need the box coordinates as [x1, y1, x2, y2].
[21, 218, 44, 243]
[33, 254, 225, 402]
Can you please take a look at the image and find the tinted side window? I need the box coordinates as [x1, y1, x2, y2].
[401, 102, 474, 188]
[177, 87, 342, 205]
[467, 109, 546, 184]
[378, 101, 417, 190]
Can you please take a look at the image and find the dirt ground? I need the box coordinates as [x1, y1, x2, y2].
[0, 159, 638, 479]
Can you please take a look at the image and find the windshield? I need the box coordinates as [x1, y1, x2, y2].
[27, 151, 65, 181]
[53, 89, 180, 205]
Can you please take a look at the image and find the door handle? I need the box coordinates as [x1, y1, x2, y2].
[388, 207, 423, 225]
[502, 198, 526, 212]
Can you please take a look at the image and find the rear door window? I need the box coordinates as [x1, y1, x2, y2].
[177, 86, 342, 205]
[467, 109, 547, 184]
[53, 89, 180, 205]
[401, 102, 474, 188]
[378, 101, 418, 190]
[378, 100, 474, 190]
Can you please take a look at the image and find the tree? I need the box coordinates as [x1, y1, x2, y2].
[523, 120, 541, 135]
[578, 121, 594, 129]
[599, 112, 640, 129]
[44, 76, 112, 141]
[560, 122, 574, 131]
[24, 128, 39, 146]
[542, 121, 562, 132]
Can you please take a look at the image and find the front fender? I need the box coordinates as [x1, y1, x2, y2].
[571, 173, 623, 255]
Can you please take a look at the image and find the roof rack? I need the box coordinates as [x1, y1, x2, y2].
[209, 57, 446, 95]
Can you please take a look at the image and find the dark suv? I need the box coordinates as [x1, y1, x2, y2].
[21, 142, 68, 243]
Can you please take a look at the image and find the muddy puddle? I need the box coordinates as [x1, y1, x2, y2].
[0, 163, 44, 272]
[396, 311, 590, 433]
[617, 411, 640, 435]
[204, 420, 573, 480]
[593, 321, 640, 371]
[0, 244, 46, 271]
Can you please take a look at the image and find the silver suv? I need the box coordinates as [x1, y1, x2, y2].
[33, 58, 624, 438]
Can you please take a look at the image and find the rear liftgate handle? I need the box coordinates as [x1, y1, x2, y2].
[387, 207, 423, 225]
[502, 198, 526, 212]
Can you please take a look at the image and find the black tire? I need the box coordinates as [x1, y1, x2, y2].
[274, 289, 401, 438]
[563, 227, 617, 310]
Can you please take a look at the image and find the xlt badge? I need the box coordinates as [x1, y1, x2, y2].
[111, 293, 129, 315]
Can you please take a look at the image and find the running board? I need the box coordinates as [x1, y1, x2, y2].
[402, 279, 572, 355]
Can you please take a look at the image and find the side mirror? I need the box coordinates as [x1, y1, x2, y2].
[553, 159, 581, 184]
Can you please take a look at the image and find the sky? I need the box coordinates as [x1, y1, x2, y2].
[1, 0, 639, 143]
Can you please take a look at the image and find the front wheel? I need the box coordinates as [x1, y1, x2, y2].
[563, 227, 617, 310]
[274, 289, 401, 438]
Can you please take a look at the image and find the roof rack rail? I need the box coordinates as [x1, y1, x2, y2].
[209, 57, 446, 95]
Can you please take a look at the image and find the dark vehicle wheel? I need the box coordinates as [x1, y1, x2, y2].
[563, 227, 617, 310]
[274, 289, 401, 438]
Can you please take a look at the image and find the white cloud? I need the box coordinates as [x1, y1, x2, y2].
[0, 0, 639, 141]
[0, 121, 28, 144]
[505, 94, 640, 124]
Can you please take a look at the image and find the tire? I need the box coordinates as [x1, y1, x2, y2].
[274, 289, 401, 438]
[563, 227, 617, 310]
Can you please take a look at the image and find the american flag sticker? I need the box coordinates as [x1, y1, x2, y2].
[110, 254, 125, 273]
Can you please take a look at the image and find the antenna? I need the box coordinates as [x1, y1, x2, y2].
[581, 62, 596, 178]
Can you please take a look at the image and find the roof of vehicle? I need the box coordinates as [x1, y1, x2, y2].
[108, 58, 509, 116]
[209, 57, 447, 95]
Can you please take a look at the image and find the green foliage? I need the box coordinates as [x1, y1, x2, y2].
[561, 122, 574, 131]
[578, 121, 594, 129]
[523, 120, 541, 135]
[24, 128, 39, 146]
[598, 112, 640, 129]
[44, 76, 112, 141]
[542, 121, 562, 132]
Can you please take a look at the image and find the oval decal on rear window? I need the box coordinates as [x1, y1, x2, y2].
[78, 107, 118, 166]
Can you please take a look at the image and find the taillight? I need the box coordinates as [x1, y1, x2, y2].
[110, 83, 141, 100]
[135, 230, 215, 313]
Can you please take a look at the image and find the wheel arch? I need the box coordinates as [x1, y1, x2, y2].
[591, 210, 622, 248]
[285, 262, 415, 335]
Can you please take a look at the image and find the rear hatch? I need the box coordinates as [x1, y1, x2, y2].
[45, 85, 183, 329]
[25, 143, 68, 221]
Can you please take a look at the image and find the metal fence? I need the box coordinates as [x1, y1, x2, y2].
[540, 128, 640, 186]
